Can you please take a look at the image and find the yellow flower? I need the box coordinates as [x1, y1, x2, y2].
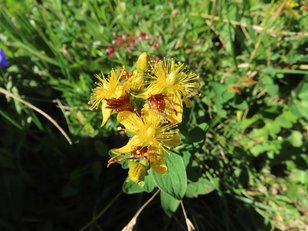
[88, 68, 131, 126]
[147, 93, 182, 125]
[283, 0, 299, 16]
[139, 59, 199, 124]
[109, 107, 180, 174]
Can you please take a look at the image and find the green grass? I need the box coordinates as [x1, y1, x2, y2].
[0, 0, 307, 230]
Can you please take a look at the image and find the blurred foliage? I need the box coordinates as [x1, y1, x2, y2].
[0, 0, 307, 230]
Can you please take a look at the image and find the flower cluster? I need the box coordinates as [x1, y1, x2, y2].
[89, 53, 199, 183]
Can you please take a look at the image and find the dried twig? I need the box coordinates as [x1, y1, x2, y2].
[0, 87, 72, 145]
[191, 12, 308, 38]
[79, 191, 122, 231]
[122, 190, 160, 231]
[180, 201, 195, 231]
[250, 0, 288, 62]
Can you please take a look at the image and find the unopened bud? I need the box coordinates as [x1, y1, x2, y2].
[128, 71, 144, 91]
[136, 52, 149, 72]
[128, 162, 148, 183]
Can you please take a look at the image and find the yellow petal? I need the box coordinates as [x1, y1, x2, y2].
[128, 162, 148, 183]
[136, 84, 163, 99]
[117, 111, 143, 133]
[112, 135, 143, 155]
[88, 86, 107, 111]
[148, 145, 167, 174]
[101, 101, 112, 127]
[142, 107, 161, 128]
[114, 85, 125, 99]
[165, 92, 183, 124]
[160, 131, 180, 148]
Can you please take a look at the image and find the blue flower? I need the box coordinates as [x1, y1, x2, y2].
[0, 48, 9, 68]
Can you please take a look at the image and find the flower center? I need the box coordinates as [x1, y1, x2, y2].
[166, 72, 177, 85]
[146, 126, 156, 142]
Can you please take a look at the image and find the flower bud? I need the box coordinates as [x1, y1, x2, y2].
[136, 52, 149, 72]
[128, 162, 148, 183]
[126, 71, 144, 91]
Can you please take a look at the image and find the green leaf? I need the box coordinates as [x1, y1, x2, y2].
[185, 178, 215, 198]
[288, 131, 303, 148]
[143, 174, 156, 193]
[122, 172, 156, 194]
[295, 79, 308, 100]
[231, 99, 248, 110]
[185, 123, 208, 143]
[187, 127, 205, 143]
[291, 170, 308, 185]
[160, 191, 180, 217]
[261, 76, 278, 96]
[122, 178, 144, 194]
[291, 100, 308, 119]
[182, 151, 191, 167]
[198, 123, 209, 131]
[150, 152, 187, 200]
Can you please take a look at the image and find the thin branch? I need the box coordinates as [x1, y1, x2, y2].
[79, 191, 122, 231]
[0, 87, 72, 145]
[122, 190, 160, 231]
[180, 201, 195, 231]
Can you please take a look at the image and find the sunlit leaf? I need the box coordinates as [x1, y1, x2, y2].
[151, 152, 187, 200]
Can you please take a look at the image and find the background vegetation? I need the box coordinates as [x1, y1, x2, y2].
[0, 0, 307, 230]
